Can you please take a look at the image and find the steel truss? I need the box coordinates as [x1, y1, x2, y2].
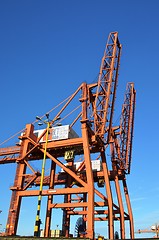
[0, 32, 136, 239]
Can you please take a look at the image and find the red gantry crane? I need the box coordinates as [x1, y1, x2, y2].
[0, 32, 136, 239]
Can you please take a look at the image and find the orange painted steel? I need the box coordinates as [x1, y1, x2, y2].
[114, 174, 125, 239]
[122, 178, 134, 239]
[0, 32, 136, 239]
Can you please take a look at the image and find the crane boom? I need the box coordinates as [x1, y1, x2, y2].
[94, 32, 121, 143]
[120, 83, 136, 173]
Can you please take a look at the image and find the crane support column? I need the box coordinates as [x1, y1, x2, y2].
[81, 83, 94, 239]
[6, 124, 34, 236]
[101, 149, 114, 239]
[114, 175, 125, 239]
[122, 178, 134, 238]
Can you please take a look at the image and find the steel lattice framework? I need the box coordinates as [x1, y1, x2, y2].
[0, 32, 136, 239]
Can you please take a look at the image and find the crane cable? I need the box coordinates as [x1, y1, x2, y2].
[0, 94, 71, 147]
[0, 71, 104, 148]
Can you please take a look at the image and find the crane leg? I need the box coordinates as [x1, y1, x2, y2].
[122, 178, 134, 239]
[114, 175, 125, 239]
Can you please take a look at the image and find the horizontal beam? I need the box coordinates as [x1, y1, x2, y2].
[50, 202, 88, 208]
[0, 157, 18, 164]
[18, 187, 88, 197]
[0, 138, 84, 164]
[95, 217, 130, 221]
[24, 170, 125, 188]
[46, 137, 83, 149]
[67, 210, 110, 215]
[0, 146, 20, 156]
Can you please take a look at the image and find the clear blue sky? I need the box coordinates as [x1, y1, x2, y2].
[0, 0, 159, 238]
